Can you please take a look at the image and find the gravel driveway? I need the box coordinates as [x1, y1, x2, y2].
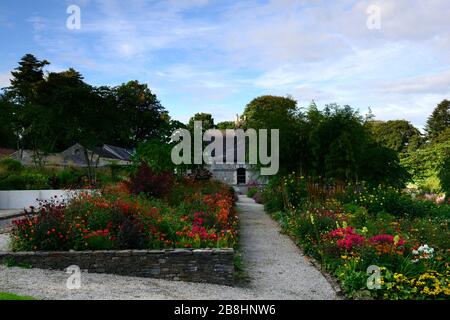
[0, 195, 338, 300]
[0, 234, 10, 251]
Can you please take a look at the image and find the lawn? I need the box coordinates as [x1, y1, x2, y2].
[0, 292, 35, 300]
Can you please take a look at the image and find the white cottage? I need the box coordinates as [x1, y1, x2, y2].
[204, 119, 267, 187]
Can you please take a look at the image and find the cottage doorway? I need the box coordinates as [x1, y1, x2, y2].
[237, 168, 246, 185]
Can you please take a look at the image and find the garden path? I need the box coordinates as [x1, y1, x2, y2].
[0, 195, 338, 300]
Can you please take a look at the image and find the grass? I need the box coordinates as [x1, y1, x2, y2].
[0, 292, 35, 300]
[3, 258, 32, 269]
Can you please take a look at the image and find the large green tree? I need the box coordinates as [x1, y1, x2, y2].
[7, 54, 49, 105]
[188, 113, 215, 131]
[305, 104, 408, 186]
[216, 121, 235, 130]
[307, 104, 367, 181]
[243, 95, 306, 174]
[4, 54, 50, 164]
[426, 100, 450, 140]
[367, 120, 423, 154]
[0, 95, 17, 148]
[114, 81, 169, 148]
[439, 150, 450, 200]
[35, 68, 111, 151]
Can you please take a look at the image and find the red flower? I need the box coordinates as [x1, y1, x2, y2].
[369, 234, 405, 246]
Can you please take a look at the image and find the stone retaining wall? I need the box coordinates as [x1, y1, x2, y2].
[0, 248, 235, 286]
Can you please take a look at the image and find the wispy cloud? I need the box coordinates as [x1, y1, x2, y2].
[0, 72, 11, 89]
[1, 0, 449, 126]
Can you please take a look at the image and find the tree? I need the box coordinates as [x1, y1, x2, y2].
[243, 95, 305, 174]
[7, 54, 49, 105]
[360, 144, 410, 188]
[4, 54, 50, 165]
[304, 104, 409, 187]
[438, 150, 450, 200]
[426, 100, 450, 140]
[367, 120, 423, 154]
[0, 95, 17, 148]
[114, 81, 169, 148]
[188, 113, 215, 131]
[34, 69, 107, 151]
[308, 104, 367, 182]
[216, 121, 235, 130]
[401, 138, 450, 193]
[133, 138, 176, 173]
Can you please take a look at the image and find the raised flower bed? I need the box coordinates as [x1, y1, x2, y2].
[3, 174, 239, 285]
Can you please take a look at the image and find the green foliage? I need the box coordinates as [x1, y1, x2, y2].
[0, 172, 50, 190]
[401, 137, 450, 193]
[342, 185, 450, 218]
[243, 95, 304, 174]
[282, 173, 308, 209]
[216, 121, 236, 130]
[133, 138, 176, 173]
[1, 54, 170, 159]
[113, 80, 169, 148]
[425, 99, 450, 140]
[0, 163, 123, 190]
[438, 150, 450, 199]
[360, 144, 410, 188]
[367, 120, 423, 153]
[262, 177, 285, 213]
[0, 97, 17, 148]
[247, 186, 258, 198]
[188, 113, 215, 131]
[0, 292, 35, 300]
[0, 158, 23, 174]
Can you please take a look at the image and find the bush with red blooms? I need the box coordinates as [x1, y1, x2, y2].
[126, 163, 174, 199]
[11, 179, 238, 251]
[325, 227, 366, 250]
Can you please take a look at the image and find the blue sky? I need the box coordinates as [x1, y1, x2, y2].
[1, 0, 449, 127]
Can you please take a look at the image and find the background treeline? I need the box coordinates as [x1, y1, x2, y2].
[189, 95, 449, 194]
[0, 54, 180, 155]
[238, 96, 450, 195]
[1, 54, 449, 195]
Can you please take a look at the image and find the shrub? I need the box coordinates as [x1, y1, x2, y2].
[283, 173, 308, 209]
[127, 163, 174, 199]
[247, 186, 258, 198]
[0, 158, 23, 173]
[342, 185, 450, 218]
[51, 168, 86, 189]
[439, 151, 450, 200]
[253, 191, 264, 204]
[0, 172, 50, 190]
[262, 177, 285, 213]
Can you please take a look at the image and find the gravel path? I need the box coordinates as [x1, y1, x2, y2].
[0, 195, 338, 300]
[0, 234, 10, 251]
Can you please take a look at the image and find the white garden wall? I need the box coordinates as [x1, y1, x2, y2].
[0, 190, 87, 210]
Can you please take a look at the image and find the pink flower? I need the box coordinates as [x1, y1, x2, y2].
[337, 234, 365, 250]
[369, 234, 405, 246]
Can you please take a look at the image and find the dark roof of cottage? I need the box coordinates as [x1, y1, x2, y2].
[62, 143, 133, 165]
[93, 145, 133, 161]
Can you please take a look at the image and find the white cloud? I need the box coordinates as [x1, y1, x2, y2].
[21, 0, 450, 126]
[0, 72, 11, 88]
[379, 70, 450, 95]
